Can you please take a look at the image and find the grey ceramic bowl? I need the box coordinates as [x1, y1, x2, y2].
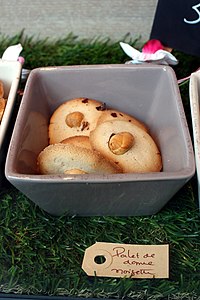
[5, 64, 195, 216]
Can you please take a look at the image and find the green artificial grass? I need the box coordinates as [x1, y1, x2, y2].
[0, 31, 200, 299]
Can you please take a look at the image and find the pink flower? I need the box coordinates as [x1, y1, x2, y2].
[119, 41, 178, 65]
[18, 56, 25, 64]
[142, 39, 164, 54]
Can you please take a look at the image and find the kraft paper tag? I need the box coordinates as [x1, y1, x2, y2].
[82, 242, 169, 279]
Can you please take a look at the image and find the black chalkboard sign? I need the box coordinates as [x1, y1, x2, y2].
[150, 0, 200, 56]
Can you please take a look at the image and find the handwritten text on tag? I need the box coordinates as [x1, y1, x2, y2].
[82, 242, 169, 279]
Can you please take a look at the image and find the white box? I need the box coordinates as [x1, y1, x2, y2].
[0, 60, 22, 186]
[189, 70, 200, 210]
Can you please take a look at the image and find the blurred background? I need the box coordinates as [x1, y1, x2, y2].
[0, 0, 157, 42]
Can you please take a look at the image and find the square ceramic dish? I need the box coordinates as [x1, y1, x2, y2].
[0, 60, 22, 186]
[5, 64, 195, 216]
[189, 70, 200, 210]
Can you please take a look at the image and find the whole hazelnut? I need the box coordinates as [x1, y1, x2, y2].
[108, 132, 134, 155]
[65, 111, 84, 128]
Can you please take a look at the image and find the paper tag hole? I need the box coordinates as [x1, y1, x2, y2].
[94, 255, 106, 264]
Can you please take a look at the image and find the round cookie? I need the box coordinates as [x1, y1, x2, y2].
[61, 135, 92, 150]
[17, 149, 39, 174]
[97, 109, 148, 132]
[90, 120, 162, 173]
[37, 143, 122, 175]
[0, 81, 4, 98]
[0, 98, 7, 122]
[49, 98, 106, 144]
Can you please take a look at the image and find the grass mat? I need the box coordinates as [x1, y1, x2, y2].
[0, 32, 200, 299]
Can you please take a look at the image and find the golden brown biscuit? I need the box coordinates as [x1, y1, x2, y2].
[0, 98, 7, 122]
[17, 149, 39, 174]
[97, 109, 148, 132]
[48, 98, 106, 144]
[37, 143, 122, 175]
[0, 81, 4, 98]
[61, 135, 92, 150]
[90, 120, 162, 173]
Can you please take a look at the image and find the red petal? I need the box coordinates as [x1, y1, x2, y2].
[142, 39, 164, 54]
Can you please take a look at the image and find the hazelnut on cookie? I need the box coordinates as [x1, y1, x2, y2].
[90, 120, 162, 173]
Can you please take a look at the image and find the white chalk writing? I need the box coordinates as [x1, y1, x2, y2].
[184, 3, 200, 24]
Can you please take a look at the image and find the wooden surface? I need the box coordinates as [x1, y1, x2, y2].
[0, 0, 158, 42]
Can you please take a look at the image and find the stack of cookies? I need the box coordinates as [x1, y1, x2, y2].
[37, 97, 162, 175]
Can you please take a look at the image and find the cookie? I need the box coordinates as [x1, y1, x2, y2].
[97, 109, 148, 132]
[37, 143, 122, 175]
[0, 81, 4, 98]
[49, 98, 106, 144]
[90, 120, 162, 173]
[61, 135, 92, 150]
[20, 111, 48, 154]
[17, 149, 39, 174]
[0, 98, 7, 122]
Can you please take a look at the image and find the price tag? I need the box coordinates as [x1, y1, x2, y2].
[82, 242, 169, 279]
